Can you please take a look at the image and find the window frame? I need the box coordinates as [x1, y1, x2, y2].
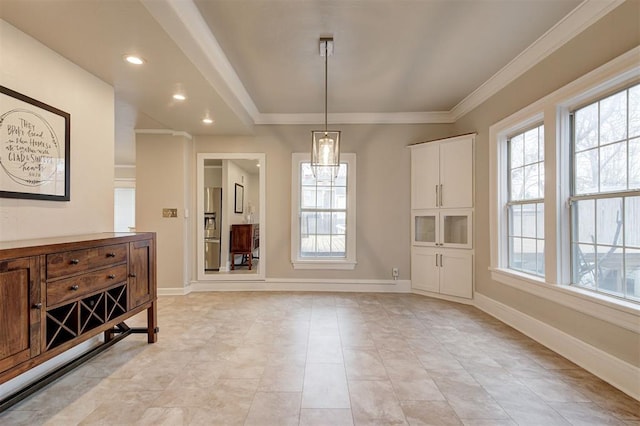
[291, 152, 357, 270]
[506, 123, 546, 277]
[489, 47, 640, 331]
[568, 84, 640, 301]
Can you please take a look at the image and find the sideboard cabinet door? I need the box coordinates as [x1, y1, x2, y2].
[0, 257, 40, 373]
[129, 240, 153, 309]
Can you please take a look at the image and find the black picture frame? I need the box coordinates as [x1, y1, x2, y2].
[234, 183, 244, 214]
[0, 86, 70, 201]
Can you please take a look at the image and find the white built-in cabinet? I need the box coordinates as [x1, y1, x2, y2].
[409, 134, 475, 300]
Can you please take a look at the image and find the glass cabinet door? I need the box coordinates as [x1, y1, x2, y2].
[413, 212, 437, 246]
[440, 210, 472, 249]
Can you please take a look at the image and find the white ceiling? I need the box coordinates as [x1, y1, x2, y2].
[0, 0, 620, 165]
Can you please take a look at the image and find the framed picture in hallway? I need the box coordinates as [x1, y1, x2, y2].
[0, 86, 70, 201]
[235, 183, 244, 213]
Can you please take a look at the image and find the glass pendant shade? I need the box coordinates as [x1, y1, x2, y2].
[311, 130, 340, 171]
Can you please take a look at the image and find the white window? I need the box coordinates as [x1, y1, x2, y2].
[291, 153, 356, 269]
[570, 83, 640, 301]
[507, 124, 545, 277]
[489, 49, 640, 330]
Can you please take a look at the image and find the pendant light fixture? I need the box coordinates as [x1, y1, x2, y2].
[311, 37, 340, 177]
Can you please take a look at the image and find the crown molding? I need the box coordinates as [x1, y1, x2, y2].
[450, 0, 626, 120]
[254, 111, 455, 125]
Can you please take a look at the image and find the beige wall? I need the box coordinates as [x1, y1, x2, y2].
[453, 0, 640, 367]
[194, 123, 455, 280]
[136, 133, 191, 289]
[0, 20, 114, 241]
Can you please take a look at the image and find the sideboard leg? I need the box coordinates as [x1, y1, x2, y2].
[147, 302, 158, 343]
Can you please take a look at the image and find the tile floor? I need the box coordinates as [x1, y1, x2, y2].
[1, 292, 638, 425]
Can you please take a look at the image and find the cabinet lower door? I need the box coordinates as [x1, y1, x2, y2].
[411, 247, 439, 293]
[0, 257, 39, 373]
[439, 251, 473, 299]
[129, 240, 153, 309]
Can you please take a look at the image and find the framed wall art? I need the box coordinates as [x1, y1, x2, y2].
[0, 86, 70, 201]
[234, 183, 244, 214]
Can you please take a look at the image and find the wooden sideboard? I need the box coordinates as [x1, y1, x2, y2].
[230, 224, 259, 270]
[0, 233, 157, 393]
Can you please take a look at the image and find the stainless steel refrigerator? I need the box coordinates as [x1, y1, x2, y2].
[204, 187, 222, 271]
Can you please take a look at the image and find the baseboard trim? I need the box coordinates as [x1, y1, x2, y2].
[187, 278, 412, 293]
[474, 292, 640, 401]
[157, 287, 190, 296]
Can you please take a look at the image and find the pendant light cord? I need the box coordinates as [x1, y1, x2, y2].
[324, 40, 328, 135]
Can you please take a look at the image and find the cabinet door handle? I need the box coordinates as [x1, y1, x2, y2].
[435, 185, 439, 207]
[129, 273, 137, 278]
[440, 254, 443, 267]
[32, 303, 42, 309]
[106, 252, 116, 258]
[440, 184, 443, 207]
[108, 274, 116, 279]
[70, 259, 80, 265]
[435, 254, 439, 267]
[70, 285, 79, 291]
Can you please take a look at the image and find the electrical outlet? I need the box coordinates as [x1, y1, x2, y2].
[392, 267, 399, 279]
[162, 208, 178, 218]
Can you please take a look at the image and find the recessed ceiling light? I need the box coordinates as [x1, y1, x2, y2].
[202, 117, 214, 125]
[124, 55, 145, 65]
[173, 93, 186, 101]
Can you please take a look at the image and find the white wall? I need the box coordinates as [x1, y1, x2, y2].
[0, 20, 114, 241]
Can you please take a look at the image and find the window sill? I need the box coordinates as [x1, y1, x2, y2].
[292, 260, 357, 270]
[489, 267, 640, 333]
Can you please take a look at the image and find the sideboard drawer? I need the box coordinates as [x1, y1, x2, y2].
[47, 264, 128, 306]
[46, 244, 127, 279]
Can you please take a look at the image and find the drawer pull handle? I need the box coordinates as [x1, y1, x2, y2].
[70, 285, 79, 291]
[32, 303, 42, 309]
[106, 252, 116, 258]
[129, 273, 137, 278]
[70, 259, 80, 265]
[108, 274, 116, 279]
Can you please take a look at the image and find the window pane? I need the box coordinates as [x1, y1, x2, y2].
[301, 163, 315, 185]
[574, 149, 598, 194]
[626, 197, 640, 248]
[574, 103, 598, 151]
[333, 186, 347, 209]
[510, 134, 524, 168]
[301, 212, 317, 237]
[331, 235, 346, 255]
[630, 138, 640, 190]
[629, 84, 640, 139]
[315, 167, 334, 186]
[316, 212, 331, 234]
[626, 248, 640, 301]
[537, 240, 545, 276]
[536, 203, 544, 239]
[521, 238, 537, 273]
[510, 167, 524, 200]
[509, 205, 522, 237]
[596, 198, 623, 247]
[574, 243, 596, 289]
[332, 212, 346, 234]
[522, 203, 536, 238]
[596, 246, 623, 297]
[523, 128, 539, 165]
[335, 164, 348, 186]
[509, 237, 522, 270]
[316, 188, 332, 209]
[599, 90, 627, 145]
[538, 125, 545, 161]
[523, 163, 539, 199]
[574, 199, 595, 244]
[539, 163, 545, 197]
[301, 187, 317, 208]
[599, 142, 627, 192]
